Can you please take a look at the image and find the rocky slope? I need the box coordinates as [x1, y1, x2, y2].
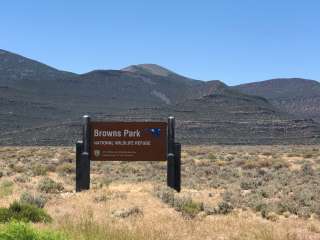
[234, 78, 320, 122]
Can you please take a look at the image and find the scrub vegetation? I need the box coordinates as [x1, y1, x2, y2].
[0, 145, 320, 239]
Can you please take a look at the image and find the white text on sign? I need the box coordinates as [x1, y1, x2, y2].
[94, 129, 141, 138]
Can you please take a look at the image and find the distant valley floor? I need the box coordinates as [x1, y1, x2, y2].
[1, 110, 320, 145]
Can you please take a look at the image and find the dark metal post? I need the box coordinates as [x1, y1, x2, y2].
[167, 116, 175, 155]
[173, 142, 181, 192]
[167, 116, 177, 191]
[76, 140, 83, 192]
[83, 115, 91, 154]
[81, 115, 91, 190]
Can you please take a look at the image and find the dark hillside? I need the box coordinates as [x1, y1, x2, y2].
[0, 50, 319, 145]
[234, 78, 320, 121]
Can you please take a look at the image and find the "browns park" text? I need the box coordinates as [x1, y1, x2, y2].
[94, 129, 141, 138]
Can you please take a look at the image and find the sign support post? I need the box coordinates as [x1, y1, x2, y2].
[76, 115, 91, 192]
[82, 115, 91, 190]
[167, 116, 181, 192]
[75, 140, 83, 192]
[173, 142, 181, 192]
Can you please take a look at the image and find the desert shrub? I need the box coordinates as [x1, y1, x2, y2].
[272, 160, 290, 169]
[112, 207, 143, 218]
[303, 153, 314, 159]
[242, 159, 272, 169]
[14, 175, 30, 183]
[222, 189, 234, 203]
[11, 164, 25, 173]
[173, 197, 203, 218]
[46, 163, 57, 172]
[255, 203, 268, 217]
[98, 176, 112, 188]
[208, 177, 224, 188]
[94, 194, 108, 203]
[243, 158, 289, 170]
[261, 152, 272, 156]
[31, 164, 48, 176]
[204, 201, 233, 215]
[215, 201, 234, 214]
[154, 186, 203, 218]
[37, 177, 64, 193]
[20, 192, 47, 208]
[57, 163, 74, 175]
[91, 176, 112, 190]
[4, 167, 13, 177]
[297, 207, 312, 218]
[265, 212, 279, 222]
[154, 186, 175, 206]
[225, 155, 234, 161]
[258, 185, 278, 198]
[277, 197, 299, 215]
[0, 221, 65, 240]
[240, 179, 261, 190]
[219, 167, 240, 182]
[0, 201, 52, 223]
[301, 163, 314, 176]
[207, 153, 217, 161]
[0, 180, 14, 198]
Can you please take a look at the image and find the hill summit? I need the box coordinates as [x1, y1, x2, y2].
[122, 64, 176, 77]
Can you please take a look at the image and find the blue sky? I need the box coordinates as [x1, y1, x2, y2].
[1, 1, 319, 85]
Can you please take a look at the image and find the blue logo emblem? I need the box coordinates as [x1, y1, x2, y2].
[144, 128, 161, 137]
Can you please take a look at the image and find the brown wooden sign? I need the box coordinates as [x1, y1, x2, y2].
[90, 122, 167, 161]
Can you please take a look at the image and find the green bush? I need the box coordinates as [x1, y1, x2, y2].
[0, 221, 66, 240]
[37, 177, 64, 193]
[0, 208, 11, 223]
[174, 198, 203, 218]
[154, 186, 203, 218]
[0, 201, 52, 223]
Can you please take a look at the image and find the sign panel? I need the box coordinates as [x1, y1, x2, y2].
[90, 122, 167, 161]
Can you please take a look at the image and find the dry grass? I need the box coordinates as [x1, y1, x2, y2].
[43, 182, 317, 240]
[0, 145, 320, 239]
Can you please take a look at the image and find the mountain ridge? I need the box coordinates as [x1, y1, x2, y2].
[234, 78, 320, 121]
[0, 49, 76, 84]
[1, 49, 319, 145]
